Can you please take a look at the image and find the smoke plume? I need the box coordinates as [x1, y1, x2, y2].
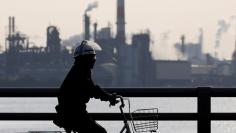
[215, 16, 236, 49]
[215, 19, 231, 48]
[152, 31, 181, 60]
[85, 1, 98, 13]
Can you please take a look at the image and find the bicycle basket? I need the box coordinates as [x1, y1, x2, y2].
[130, 108, 158, 133]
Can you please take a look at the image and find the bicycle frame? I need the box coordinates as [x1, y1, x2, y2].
[118, 96, 132, 133]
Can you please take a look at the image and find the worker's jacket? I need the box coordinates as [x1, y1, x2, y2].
[54, 63, 111, 129]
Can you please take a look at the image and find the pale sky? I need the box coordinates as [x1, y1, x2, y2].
[0, 0, 236, 60]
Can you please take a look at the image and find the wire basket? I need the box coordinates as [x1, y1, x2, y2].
[130, 108, 158, 133]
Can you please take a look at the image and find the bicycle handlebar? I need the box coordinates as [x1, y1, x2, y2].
[116, 95, 132, 133]
[116, 95, 125, 108]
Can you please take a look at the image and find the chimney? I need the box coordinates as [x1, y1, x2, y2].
[199, 28, 203, 52]
[12, 17, 15, 34]
[235, 26, 236, 51]
[181, 35, 185, 55]
[84, 13, 90, 40]
[94, 22, 98, 41]
[26, 38, 29, 51]
[8, 17, 12, 36]
[116, 0, 126, 43]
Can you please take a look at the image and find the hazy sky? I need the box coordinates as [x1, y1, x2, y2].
[0, 0, 236, 59]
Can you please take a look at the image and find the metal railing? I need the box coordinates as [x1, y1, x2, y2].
[0, 87, 236, 133]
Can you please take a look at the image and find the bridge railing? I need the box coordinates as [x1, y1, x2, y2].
[0, 87, 236, 133]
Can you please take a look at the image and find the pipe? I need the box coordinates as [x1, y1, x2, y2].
[116, 0, 126, 43]
[12, 17, 15, 34]
[94, 22, 97, 41]
[8, 17, 11, 36]
[84, 13, 90, 40]
[181, 35, 185, 54]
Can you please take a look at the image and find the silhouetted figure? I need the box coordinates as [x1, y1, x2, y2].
[53, 40, 119, 133]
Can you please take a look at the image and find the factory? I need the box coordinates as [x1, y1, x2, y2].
[1, 17, 72, 86]
[174, 29, 205, 65]
[0, 0, 236, 87]
[85, 0, 155, 87]
[0, 0, 156, 87]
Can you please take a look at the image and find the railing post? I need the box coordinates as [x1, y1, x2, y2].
[198, 87, 211, 133]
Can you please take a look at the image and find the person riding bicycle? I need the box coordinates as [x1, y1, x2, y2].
[53, 40, 119, 133]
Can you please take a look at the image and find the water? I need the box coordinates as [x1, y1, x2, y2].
[0, 98, 235, 133]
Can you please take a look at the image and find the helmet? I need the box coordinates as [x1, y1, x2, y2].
[73, 40, 101, 58]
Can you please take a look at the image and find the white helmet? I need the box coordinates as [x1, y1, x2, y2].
[73, 40, 102, 58]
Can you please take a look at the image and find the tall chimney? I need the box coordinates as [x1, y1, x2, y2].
[27, 38, 29, 50]
[116, 0, 126, 43]
[84, 13, 90, 40]
[12, 17, 15, 34]
[181, 35, 185, 54]
[235, 25, 236, 51]
[8, 17, 12, 36]
[199, 28, 203, 52]
[94, 22, 98, 41]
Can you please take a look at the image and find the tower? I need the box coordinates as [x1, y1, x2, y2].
[231, 27, 236, 76]
[116, 0, 126, 43]
[46, 26, 61, 54]
[84, 13, 90, 40]
[94, 22, 98, 41]
[181, 35, 186, 55]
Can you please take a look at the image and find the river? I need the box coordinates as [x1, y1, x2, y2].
[0, 98, 235, 133]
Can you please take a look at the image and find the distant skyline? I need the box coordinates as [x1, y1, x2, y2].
[0, 0, 236, 60]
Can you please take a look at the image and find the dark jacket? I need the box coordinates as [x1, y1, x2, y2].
[54, 62, 111, 129]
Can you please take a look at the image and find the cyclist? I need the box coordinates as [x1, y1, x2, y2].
[53, 40, 119, 133]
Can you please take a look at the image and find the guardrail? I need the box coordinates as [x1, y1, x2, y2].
[0, 87, 236, 133]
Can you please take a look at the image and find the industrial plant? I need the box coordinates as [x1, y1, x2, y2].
[0, 0, 236, 87]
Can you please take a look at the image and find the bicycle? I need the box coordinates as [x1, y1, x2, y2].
[118, 95, 158, 133]
[62, 96, 158, 133]
[27, 96, 158, 133]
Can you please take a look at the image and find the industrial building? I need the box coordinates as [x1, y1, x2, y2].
[175, 29, 205, 65]
[153, 60, 191, 87]
[0, 0, 156, 87]
[1, 16, 72, 86]
[0, 0, 235, 87]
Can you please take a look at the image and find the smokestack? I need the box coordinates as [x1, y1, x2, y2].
[84, 13, 90, 40]
[8, 17, 11, 36]
[199, 28, 203, 52]
[234, 18, 236, 52]
[94, 23, 97, 41]
[234, 38, 236, 55]
[181, 35, 185, 54]
[12, 17, 15, 34]
[116, 0, 126, 43]
[26, 38, 29, 51]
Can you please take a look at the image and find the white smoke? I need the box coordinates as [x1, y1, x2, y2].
[230, 15, 236, 36]
[152, 31, 180, 60]
[215, 16, 236, 49]
[215, 19, 231, 48]
[62, 34, 84, 52]
[214, 16, 236, 59]
[230, 15, 236, 22]
[85, 1, 98, 13]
